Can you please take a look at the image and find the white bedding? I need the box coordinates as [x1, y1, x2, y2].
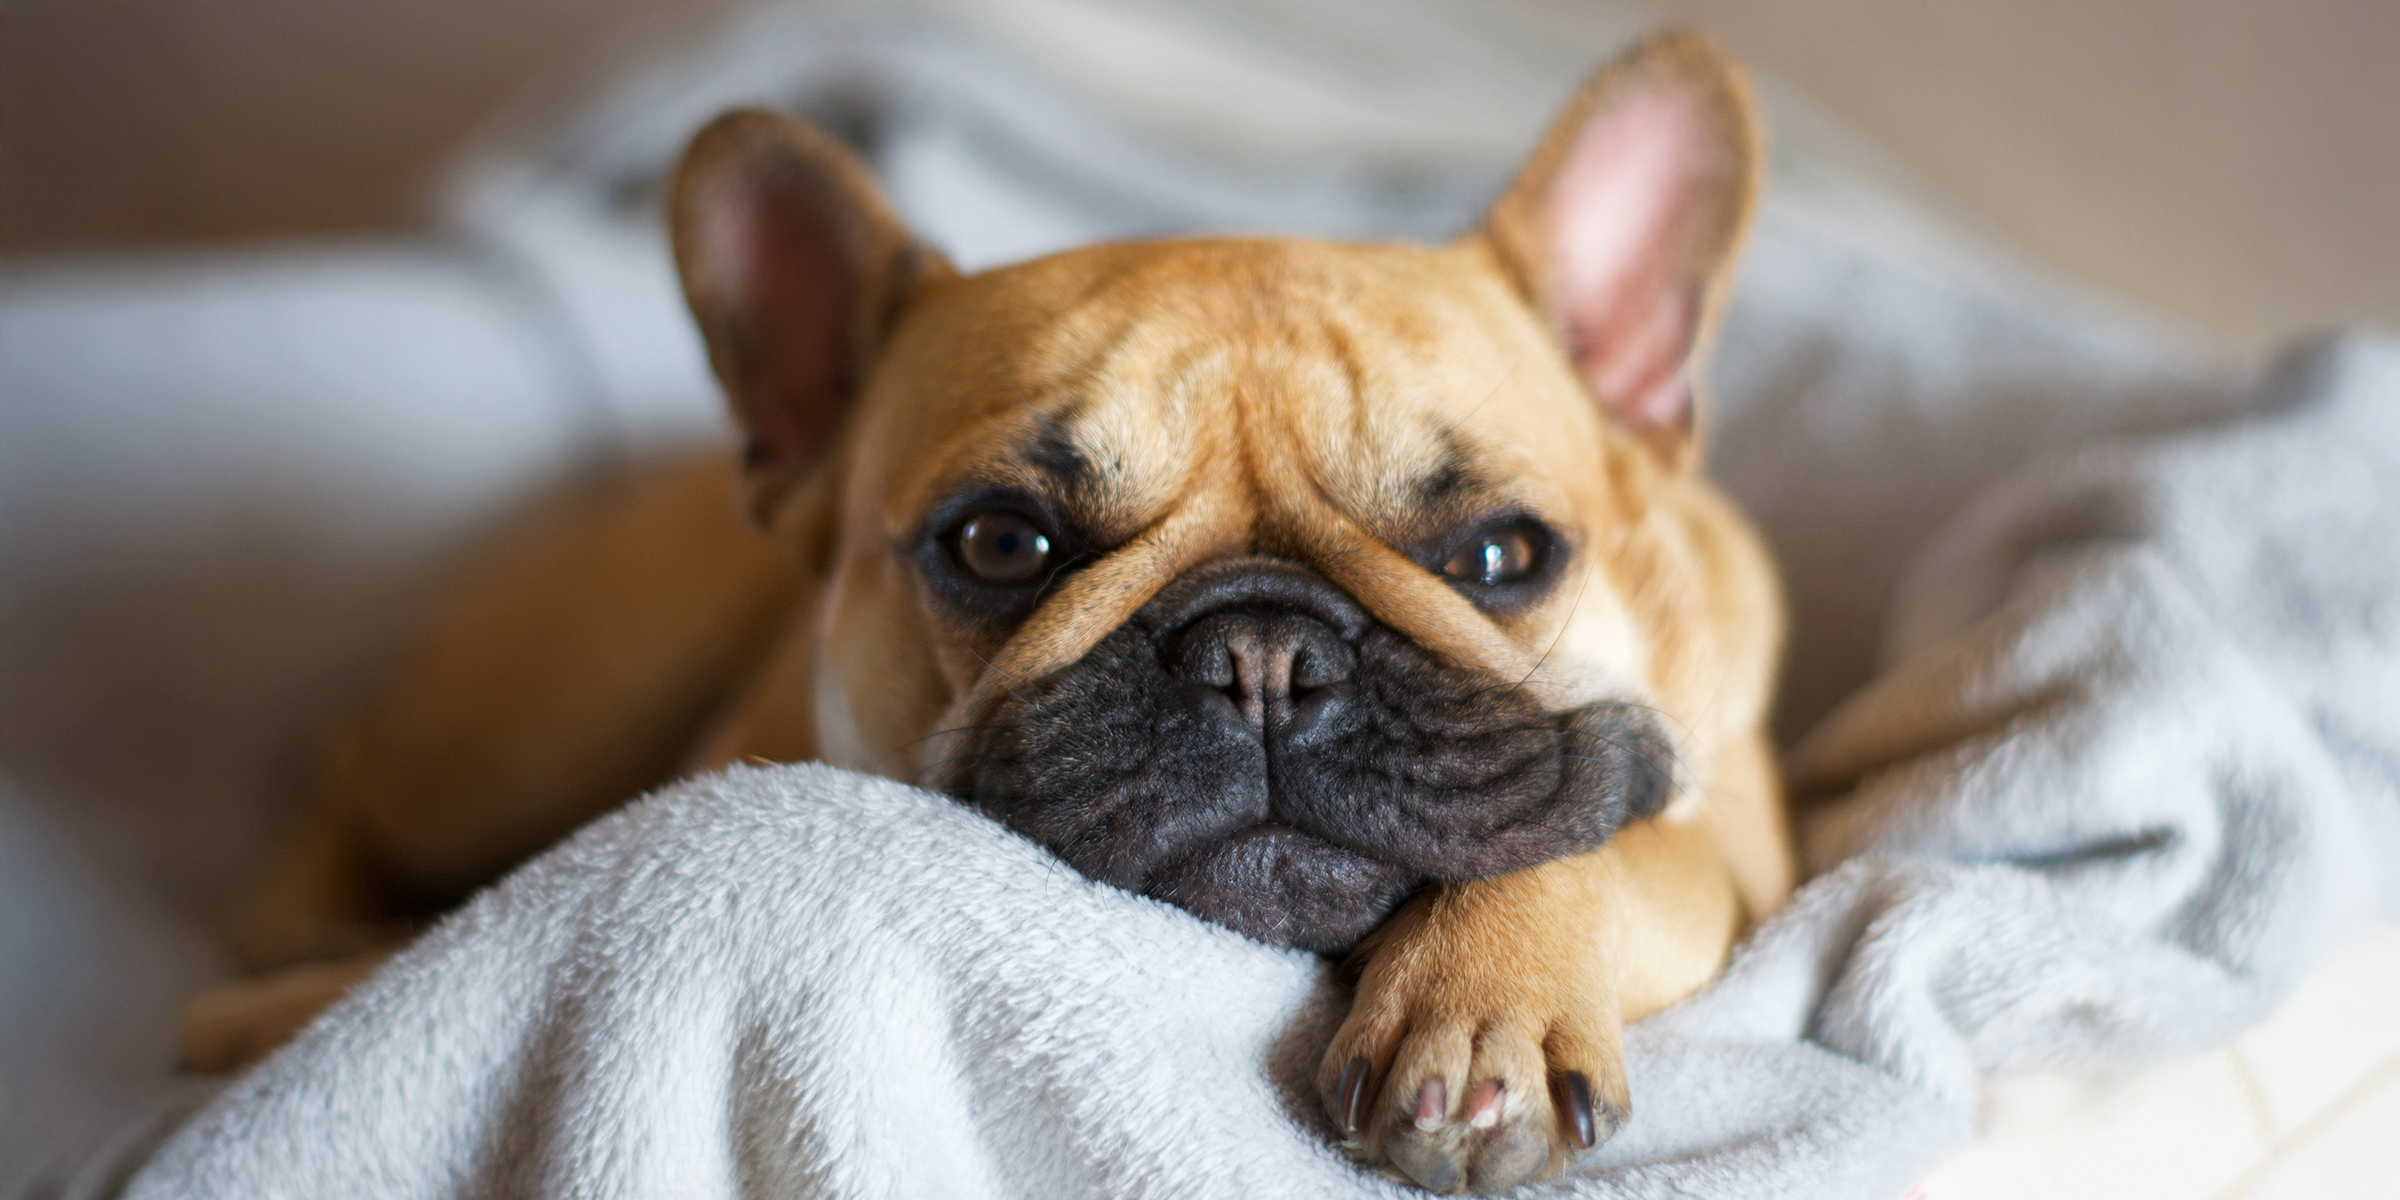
[112, 331, 2400, 1198]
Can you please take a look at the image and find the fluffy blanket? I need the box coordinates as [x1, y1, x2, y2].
[31, 0, 2400, 1194]
[120, 334, 2400, 1197]
[117, 331, 2400, 1200]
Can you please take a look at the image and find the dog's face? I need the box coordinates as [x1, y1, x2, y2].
[672, 37, 1778, 951]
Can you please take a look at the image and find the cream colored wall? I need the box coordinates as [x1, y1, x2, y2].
[4, 0, 2393, 353]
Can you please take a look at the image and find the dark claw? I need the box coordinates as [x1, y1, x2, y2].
[1338, 1057, 1371, 1135]
[1561, 1071, 1597, 1149]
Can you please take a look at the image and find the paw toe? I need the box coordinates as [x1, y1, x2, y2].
[1322, 1017, 1632, 1193]
[1468, 1122, 1549, 1192]
[1386, 1130, 1465, 1192]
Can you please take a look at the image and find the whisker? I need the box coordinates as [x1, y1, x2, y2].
[968, 644, 1037, 708]
[870, 719, 1029, 779]
[1515, 555, 1596, 692]
[1457, 351, 1526, 427]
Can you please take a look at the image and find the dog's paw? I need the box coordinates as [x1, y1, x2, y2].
[1317, 951, 1626, 1193]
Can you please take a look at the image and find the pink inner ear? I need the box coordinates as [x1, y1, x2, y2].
[699, 175, 855, 468]
[1547, 84, 1717, 435]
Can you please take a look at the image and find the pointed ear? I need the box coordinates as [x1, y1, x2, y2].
[1482, 31, 1760, 464]
[669, 110, 950, 519]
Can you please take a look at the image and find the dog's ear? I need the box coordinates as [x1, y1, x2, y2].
[1481, 31, 1760, 464]
[670, 110, 950, 519]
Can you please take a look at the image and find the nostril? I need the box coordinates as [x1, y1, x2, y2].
[1283, 683, 1351, 745]
[1290, 640, 1350, 692]
[1180, 634, 1236, 691]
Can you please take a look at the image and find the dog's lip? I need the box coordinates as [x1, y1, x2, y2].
[1134, 816, 1419, 951]
[1141, 818, 1345, 887]
[1147, 812, 1424, 883]
[1154, 819, 1306, 869]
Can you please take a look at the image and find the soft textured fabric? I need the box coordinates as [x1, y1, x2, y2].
[124, 335, 2400, 1198]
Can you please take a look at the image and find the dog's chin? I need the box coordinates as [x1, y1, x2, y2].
[1141, 823, 1419, 954]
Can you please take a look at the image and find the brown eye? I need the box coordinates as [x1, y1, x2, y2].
[956, 512, 1052, 583]
[1442, 529, 1538, 586]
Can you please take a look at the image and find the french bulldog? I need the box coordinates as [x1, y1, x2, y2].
[187, 30, 1791, 1194]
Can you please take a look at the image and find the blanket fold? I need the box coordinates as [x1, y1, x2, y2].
[126, 335, 2400, 1197]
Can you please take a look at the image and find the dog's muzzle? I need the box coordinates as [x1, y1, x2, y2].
[958, 557, 1670, 952]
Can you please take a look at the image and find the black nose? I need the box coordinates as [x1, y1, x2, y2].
[1148, 559, 1366, 738]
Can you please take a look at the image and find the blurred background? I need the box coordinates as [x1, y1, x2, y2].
[5, 0, 2395, 353]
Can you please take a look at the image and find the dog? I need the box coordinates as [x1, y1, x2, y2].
[182, 31, 1791, 1193]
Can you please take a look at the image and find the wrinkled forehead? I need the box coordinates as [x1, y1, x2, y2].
[867, 239, 1609, 541]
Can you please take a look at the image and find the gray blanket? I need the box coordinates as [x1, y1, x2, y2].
[100, 0, 2400, 1194]
[123, 332, 2400, 1198]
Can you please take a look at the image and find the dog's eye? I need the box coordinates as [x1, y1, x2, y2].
[1442, 529, 1539, 587]
[955, 512, 1053, 583]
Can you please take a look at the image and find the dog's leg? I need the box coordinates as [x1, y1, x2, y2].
[1697, 730, 1796, 923]
[217, 791, 418, 971]
[179, 947, 399, 1073]
[216, 453, 801, 1031]
[1319, 802, 1759, 1193]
